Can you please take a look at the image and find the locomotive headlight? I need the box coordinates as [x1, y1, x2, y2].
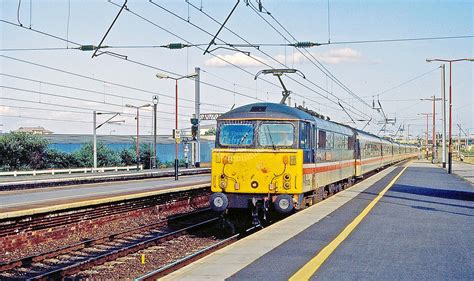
[219, 181, 227, 189]
[283, 173, 291, 181]
[251, 181, 259, 189]
[283, 182, 291, 190]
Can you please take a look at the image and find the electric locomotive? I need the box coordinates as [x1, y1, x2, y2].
[209, 102, 417, 224]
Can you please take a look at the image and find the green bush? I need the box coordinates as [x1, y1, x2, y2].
[42, 149, 80, 169]
[74, 142, 120, 167]
[0, 132, 49, 170]
[120, 149, 136, 166]
[0, 132, 170, 171]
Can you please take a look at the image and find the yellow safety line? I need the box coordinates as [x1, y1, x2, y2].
[289, 162, 411, 281]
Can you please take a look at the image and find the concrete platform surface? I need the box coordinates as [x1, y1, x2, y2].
[452, 161, 474, 184]
[163, 161, 473, 280]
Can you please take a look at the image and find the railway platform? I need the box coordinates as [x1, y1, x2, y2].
[451, 160, 474, 184]
[0, 167, 210, 189]
[0, 174, 210, 219]
[163, 160, 474, 280]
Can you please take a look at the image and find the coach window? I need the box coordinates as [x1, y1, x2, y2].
[318, 130, 326, 149]
[348, 136, 355, 150]
[326, 132, 334, 149]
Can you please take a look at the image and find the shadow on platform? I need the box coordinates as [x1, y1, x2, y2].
[389, 184, 474, 202]
[362, 184, 474, 213]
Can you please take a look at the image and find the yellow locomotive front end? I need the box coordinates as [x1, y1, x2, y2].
[208, 104, 306, 216]
[210, 149, 303, 213]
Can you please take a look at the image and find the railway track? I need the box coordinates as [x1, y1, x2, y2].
[0, 162, 409, 279]
[0, 208, 219, 280]
[0, 187, 209, 238]
[136, 225, 261, 281]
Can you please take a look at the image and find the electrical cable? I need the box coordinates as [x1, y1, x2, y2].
[0, 85, 194, 119]
[0, 47, 71, 51]
[142, 1, 342, 115]
[370, 67, 441, 98]
[249, 2, 374, 116]
[0, 73, 203, 110]
[186, 1, 367, 119]
[0, 55, 221, 109]
[0, 96, 190, 123]
[17, 0, 23, 26]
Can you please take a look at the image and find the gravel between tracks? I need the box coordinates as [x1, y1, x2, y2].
[1, 205, 202, 263]
[69, 230, 222, 280]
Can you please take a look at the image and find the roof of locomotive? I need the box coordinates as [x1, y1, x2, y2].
[218, 102, 315, 120]
[217, 103, 418, 147]
[218, 102, 355, 135]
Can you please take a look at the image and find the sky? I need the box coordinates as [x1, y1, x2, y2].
[0, 0, 472, 139]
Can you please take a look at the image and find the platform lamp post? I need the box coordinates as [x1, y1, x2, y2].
[155, 72, 198, 180]
[125, 103, 152, 170]
[93, 111, 124, 171]
[418, 113, 433, 159]
[426, 58, 473, 173]
[152, 95, 159, 169]
[420, 97, 442, 163]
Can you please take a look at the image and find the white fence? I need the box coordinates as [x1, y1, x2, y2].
[0, 165, 144, 177]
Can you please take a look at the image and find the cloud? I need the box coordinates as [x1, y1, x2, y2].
[204, 52, 268, 67]
[275, 48, 365, 65]
[0, 106, 13, 114]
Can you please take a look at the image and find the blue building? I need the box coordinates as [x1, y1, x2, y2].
[44, 134, 215, 164]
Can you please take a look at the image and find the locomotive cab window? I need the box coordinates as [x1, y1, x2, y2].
[258, 123, 294, 147]
[218, 123, 254, 146]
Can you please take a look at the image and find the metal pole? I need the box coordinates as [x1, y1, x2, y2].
[153, 102, 157, 169]
[426, 114, 429, 159]
[175, 79, 179, 180]
[432, 96, 436, 163]
[448, 62, 452, 173]
[407, 124, 410, 142]
[194, 67, 201, 168]
[136, 107, 140, 170]
[458, 125, 461, 158]
[441, 64, 446, 168]
[93, 111, 97, 171]
[441, 64, 447, 168]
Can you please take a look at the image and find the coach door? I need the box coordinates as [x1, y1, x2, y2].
[299, 121, 314, 163]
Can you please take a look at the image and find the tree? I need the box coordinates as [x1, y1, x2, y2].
[0, 132, 49, 170]
[74, 142, 120, 167]
[139, 143, 161, 169]
[204, 127, 217, 136]
[120, 149, 136, 166]
[42, 149, 80, 169]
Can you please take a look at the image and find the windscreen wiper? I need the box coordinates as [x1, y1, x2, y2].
[266, 126, 277, 150]
[238, 131, 249, 145]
